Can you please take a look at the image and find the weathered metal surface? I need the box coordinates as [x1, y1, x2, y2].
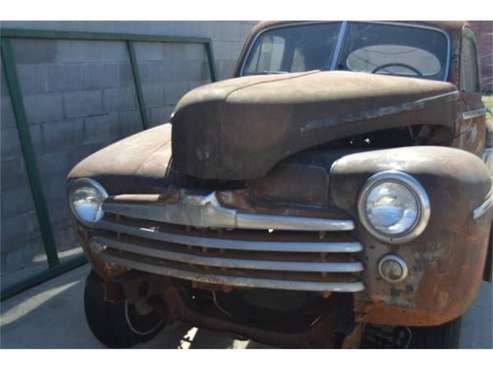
[171, 71, 457, 180]
[453, 92, 487, 156]
[67, 20, 493, 340]
[330, 146, 492, 325]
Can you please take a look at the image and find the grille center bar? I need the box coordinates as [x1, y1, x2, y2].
[102, 192, 355, 231]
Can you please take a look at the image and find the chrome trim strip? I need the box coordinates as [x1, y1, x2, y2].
[98, 251, 366, 292]
[473, 191, 493, 220]
[93, 237, 364, 273]
[300, 91, 458, 133]
[103, 192, 355, 232]
[235, 212, 354, 231]
[460, 108, 489, 121]
[96, 220, 363, 253]
[239, 21, 451, 81]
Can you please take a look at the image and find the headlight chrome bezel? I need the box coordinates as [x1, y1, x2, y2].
[358, 170, 431, 244]
[67, 178, 108, 226]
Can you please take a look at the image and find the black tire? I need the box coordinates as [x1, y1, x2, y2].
[410, 316, 462, 349]
[84, 270, 165, 348]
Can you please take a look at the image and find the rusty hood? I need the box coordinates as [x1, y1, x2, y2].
[171, 71, 458, 180]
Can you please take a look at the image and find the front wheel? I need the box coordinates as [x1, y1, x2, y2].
[84, 270, 166, 348]
[410, 317, 462, 349]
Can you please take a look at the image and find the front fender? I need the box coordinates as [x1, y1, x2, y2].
[330, 146, 492, 326]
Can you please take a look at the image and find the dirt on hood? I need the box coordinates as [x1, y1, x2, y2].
[171, 70, 458, 180]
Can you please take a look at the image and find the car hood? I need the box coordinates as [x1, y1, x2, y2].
[171, 70, 458, 180]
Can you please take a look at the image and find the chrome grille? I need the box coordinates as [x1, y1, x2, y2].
[89, 195, 365, 292]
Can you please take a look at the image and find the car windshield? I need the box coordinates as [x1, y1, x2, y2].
[241, 22, 449, 80]
[242, 22, 342, 75]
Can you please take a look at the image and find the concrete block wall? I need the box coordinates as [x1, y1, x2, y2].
[0, 21, 256, 290]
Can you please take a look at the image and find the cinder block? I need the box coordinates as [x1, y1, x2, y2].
[16, 64, 48, 95]
[0, 96, 16, 128]
[1, 183, 35, 219]
[102, 87, 137, 112]
[57, 40, 128, 63]
[40, 118, 84, 154]
[1, 157, 28, 190]
[119, 109, 143, 135]
[2, 239, 46, 273]
[134, 42, 165, 62]
[63, 90, 103, 118]
[148, 106, 173, 126]
[11, 39, 58, 64]
[212, 41, 232, 60]
[81, 63, 120, 90]
[217, 59, 236, 80]
[83, 112, 120, 144]
[48, 198, 72, 225]
[53, 225, 78, 252]
[230, 41, 244, 61]
[37, 150, 72, 179]
[42, 175, 71, 205]
[24, 93, 64, 124]
[142, 85, 166, 107]
[181, 60, 204, 82]
[140, 62, 165, 83]
[118, 62, 135, 87]
[164, 81, 192, 105]
[46, 64, 83, 93]
[0, 126, 21, 158]
[183, 44, 206, 61]
[1, 65, 10, 97]
[1, 211, 41, 250]
[1, 125, 42, 160]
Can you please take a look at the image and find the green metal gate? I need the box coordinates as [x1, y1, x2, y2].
[0, 28, 217, 301]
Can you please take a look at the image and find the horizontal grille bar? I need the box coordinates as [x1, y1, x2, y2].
[93, 237, 364, 273]
[95, 220, 362, 253]
[103, 192, 354, 231]
[98, 249, 365, 293]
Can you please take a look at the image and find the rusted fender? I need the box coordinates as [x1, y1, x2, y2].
[330, 146, 492, 326]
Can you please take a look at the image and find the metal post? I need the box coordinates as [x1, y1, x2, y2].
[126, 40, 149, 130]
[0, 28, 218, 300]
[1, 38, 60, 268]
[205, 41, 217, 82]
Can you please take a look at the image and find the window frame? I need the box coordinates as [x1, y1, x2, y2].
[459, 26, 481, 93]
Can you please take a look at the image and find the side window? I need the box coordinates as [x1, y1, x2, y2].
[460, 28, 480, 92]
[245, 35, 286, 74]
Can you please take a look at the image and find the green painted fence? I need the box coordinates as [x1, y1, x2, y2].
[0, 28, 217, 300]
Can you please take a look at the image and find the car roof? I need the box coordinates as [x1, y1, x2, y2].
[250, 20, 467, 34]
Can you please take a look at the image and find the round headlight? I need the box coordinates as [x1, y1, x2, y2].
[68, 178, 108, 225]
[358, 170, 430, 243]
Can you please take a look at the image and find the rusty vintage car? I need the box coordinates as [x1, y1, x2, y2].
[67, 21, 493, 348]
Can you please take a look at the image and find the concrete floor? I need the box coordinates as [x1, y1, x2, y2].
[0, 264, 491, 349]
